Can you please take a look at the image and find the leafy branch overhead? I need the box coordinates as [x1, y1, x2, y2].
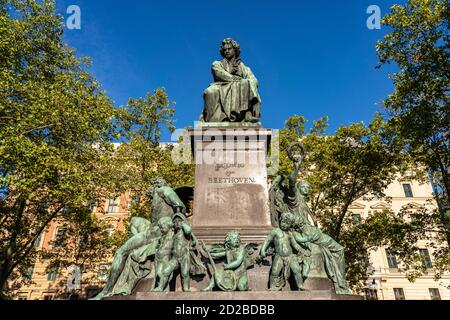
[0, 0, 118, 293]
[377, 0, 449, 213]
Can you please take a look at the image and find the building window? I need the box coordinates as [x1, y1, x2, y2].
[18, 296, 28, 300]
[88, 199, 97, 213]
[364, 288, 378, 300]
[393, 288, 405, 300]
[402, 184, 413, 198]
[386, 249, 398, 268]
[34, 232, 44, 248]
[47, 267, 59, 281]
[98, 264, 109, 281]
[419, 249, 433, 269]
[43, 295, 54, 300]
[23, 266, 34, 281]
[429, 288, 441, 300]
[351, 214, 362, 226]
[107, 198, 119, 213]
[54, 227, 67, 247]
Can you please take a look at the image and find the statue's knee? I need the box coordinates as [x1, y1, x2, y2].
[204, 87, 217, 97]
[292, 265, 302, 274]
[162, 269, 172, 277]
[271, 267, 281, 275]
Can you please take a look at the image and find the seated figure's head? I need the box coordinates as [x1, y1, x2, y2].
[158, 216, 173, 234]
[225, 231, 241, 249]
[147, 177, 168, 198]
[280, 212, 295, 231]
[298, 180, 310, 196]
[151, 177, 168, 188]
[220, 38, 241, 60]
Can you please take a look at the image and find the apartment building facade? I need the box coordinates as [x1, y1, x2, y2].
[351, 177, 450, 300]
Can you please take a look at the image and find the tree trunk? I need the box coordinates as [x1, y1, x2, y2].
[435, 152, 450, 247]
[333, 193, 357, 241]
[437, 157, 450, 208]
[0, 260, 13, 294]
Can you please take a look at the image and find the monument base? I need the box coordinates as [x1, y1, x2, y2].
[128, 265, 341, 295]
[104, 291, 362, 301]
[189, 125, 274, 243]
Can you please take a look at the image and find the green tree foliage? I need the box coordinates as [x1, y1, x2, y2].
[0, 0, 118, 293]
[376, 0, 449, 215]
[376, 0, 450, 282]
[105, 88, 194, 219]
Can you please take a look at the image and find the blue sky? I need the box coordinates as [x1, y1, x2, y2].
[55, 0, 402, 141]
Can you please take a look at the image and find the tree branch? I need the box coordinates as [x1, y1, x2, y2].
[21, 124, 54, 136]
[333, 174, 361, 241]
[11, 203, 66, 274]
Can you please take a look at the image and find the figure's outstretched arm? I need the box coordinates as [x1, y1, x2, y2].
[288, 162, 301, 198]
[204, 244, 227, 259]
[160, 188, 185, 213]
[289, 232, 303, 252]
[191, 233, 199, 248]
[260, 231, 275, 257]
[210, 251, 227, 259]
[181, 222, 192, 236]
[290, 230, 310, 244]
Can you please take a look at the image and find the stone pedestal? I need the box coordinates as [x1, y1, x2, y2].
[106, 291, 362, 301]
[189, 124, 273, 243]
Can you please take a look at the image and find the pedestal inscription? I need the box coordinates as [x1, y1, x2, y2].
[189, 126, 273, 242]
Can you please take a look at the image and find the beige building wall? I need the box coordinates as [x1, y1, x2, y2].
[351, 176, 450, 300]
[12, 175, 450, 300]
[12, 195, 130, 300]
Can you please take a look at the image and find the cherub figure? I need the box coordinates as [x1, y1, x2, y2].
[260, 212, 308, 291]
[152, 217, 176, 292]
[202, 231, 256, 292]
[152, 214, 206, 292]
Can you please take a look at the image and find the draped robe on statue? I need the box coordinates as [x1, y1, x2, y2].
[202, 59, 261, 122]
[291, 226, 352, 295]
